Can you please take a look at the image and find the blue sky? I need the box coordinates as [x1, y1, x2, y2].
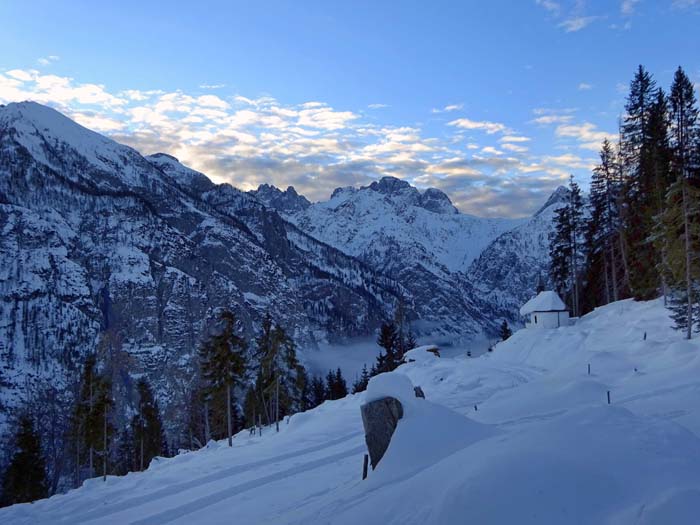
[1, 0, 699, 217]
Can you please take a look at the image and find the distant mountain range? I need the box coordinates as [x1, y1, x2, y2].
[0, 101, 565, 439]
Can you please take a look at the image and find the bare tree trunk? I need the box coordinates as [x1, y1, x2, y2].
[89, 378, 93, 478]
[682, 179, 693, 339]
[226, 384, 233, 447]
[103, 406, 107, 482]
[610, 241, 619, 302]
[140, 418, 144, 471]
[603, 251, 611, 305]
[203, 400, 211, 443]
[275, 376, 280, 433]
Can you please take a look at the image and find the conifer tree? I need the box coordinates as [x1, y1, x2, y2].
[70, 354, 113, 484]
[0, 415, 48, 507]
[499, 320, 512, 341]
[620, 65, 664, 299]
[310, 376, 326, 407]
[549, 176, 586, 316]
[352, 364, 371, 394]
[131, 378, 166, 471]
[588, 139, 624, 305]
[376, 322, 399, 373]
[659, 67, 700, 337]
[334, 368, 348, 398]
[198, 310, 247, 446]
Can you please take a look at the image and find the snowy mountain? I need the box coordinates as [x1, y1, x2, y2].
[0, 101, 402, 442]
[465, 185, 569, 321]
[265, 175, 557, 338]
[4, 298, 699, 524]
[0, 101, 563, 452]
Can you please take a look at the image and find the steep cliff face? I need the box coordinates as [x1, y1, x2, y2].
[0, 102, 400, 439]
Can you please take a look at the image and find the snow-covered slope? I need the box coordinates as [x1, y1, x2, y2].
[6, 298, 699, 524]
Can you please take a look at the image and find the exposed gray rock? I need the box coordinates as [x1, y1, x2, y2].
[413, 386, 425, 399]
[360, 396, 403, 469]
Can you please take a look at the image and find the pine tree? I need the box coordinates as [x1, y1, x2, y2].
[334, 368, 348, 398]
[351, 364, 371, 394]
[587, 138, 625, 305]
[499, 320, 512, 341]
[0, 415, 48, 507]
[549, 176, 586, 316]
[620, 65, 664, 299]
[310, 376, 326, 407]
[70, 354, 113, 485]
[132, 378, 166, 471]
[198, 310, 247, 446]
[376, 322, 399, 373]
[660, 67, 700, 337]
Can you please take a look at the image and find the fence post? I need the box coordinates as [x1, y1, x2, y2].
[588, 363, 590, 375]
[362, 454, 369, 480]
[607, 391, 611, 405]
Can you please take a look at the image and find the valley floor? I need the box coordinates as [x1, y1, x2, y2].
[2, 299, 700, 524]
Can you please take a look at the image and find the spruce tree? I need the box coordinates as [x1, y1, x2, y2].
[0, 416, 48, 507]
[588, 138, 625, 305]
[620, 65, 664, 299]
[499, 320, 512, 341]
[376, 322, 399, 373]
[549, 176, 586, 315]
[198, 310, 247, 446]
[351, 364, 371, 394]
[311, 376, 326, 407]
[334, 368, 348, 398]
[132, 378, 166, 471]
[660, 67, 700, 337]
[70, 354, 112, 484]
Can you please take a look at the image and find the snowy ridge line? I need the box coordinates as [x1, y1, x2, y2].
[64, 431, 364, 524]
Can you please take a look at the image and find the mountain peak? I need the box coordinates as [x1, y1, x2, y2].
[250, 183, 311, 213]
[420, 187, 458, 215]
[367, 176, 414, 195]
[535, 186, 570, 216]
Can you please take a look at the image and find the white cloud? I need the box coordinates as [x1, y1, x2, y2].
[531, 114, 574, 125]
[500, 135, 531, 143]
[555, 122, 615, 150]
[559, 16, 598, 32]
[502, 143, 529, 153]
[37, 55, 60, 66]
[536, 0, 561, 14]
[481, 146, 504, 156]
[448, 117, 508, 134]
[432, 103, 463, 113]
[621, 0, 640, 15]
[0, 66, 605, 218]
[199, 83, 226, 89]
[368, 103, 389, 109]
[578, 82, 593, 90]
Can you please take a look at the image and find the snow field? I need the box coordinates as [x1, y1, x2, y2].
[2, 298, 700, 524]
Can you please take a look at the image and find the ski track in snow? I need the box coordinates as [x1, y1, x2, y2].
[61, 432, 364, 524]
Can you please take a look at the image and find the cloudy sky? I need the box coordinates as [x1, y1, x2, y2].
[1, 0, 699, 217]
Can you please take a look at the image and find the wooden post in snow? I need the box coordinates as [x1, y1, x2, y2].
[275, 375, 280, 433]
[607, 391, 611, 405]
[362, 454, 369, 480]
